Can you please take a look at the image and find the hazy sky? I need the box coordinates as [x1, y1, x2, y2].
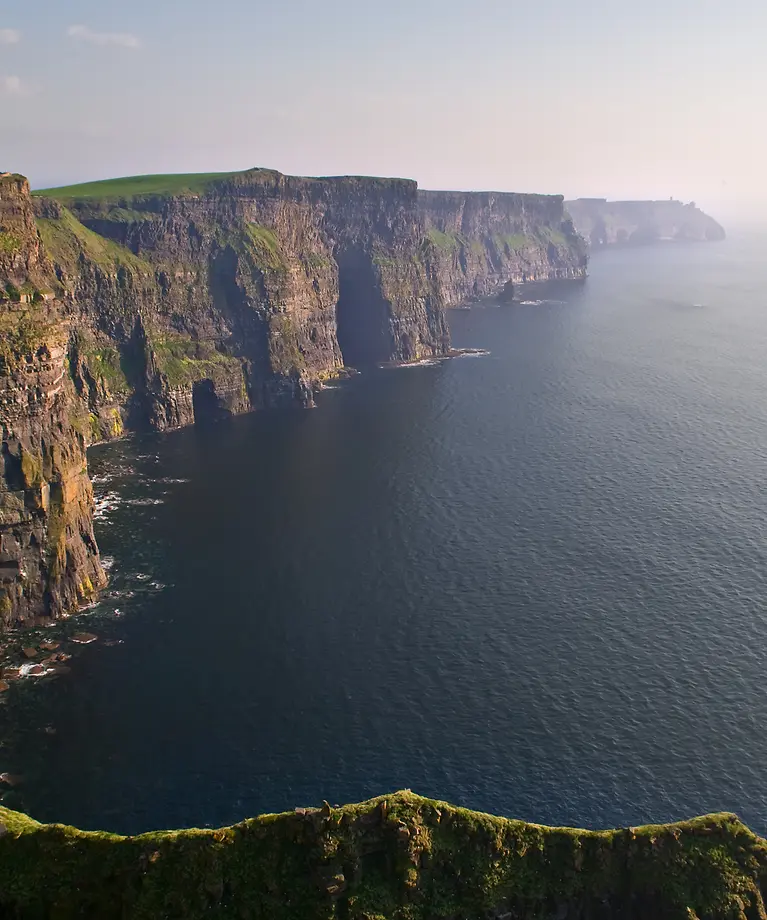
[1, 0, 764, 219]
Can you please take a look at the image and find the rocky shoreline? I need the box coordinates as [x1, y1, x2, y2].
[1, 168, 589, 631]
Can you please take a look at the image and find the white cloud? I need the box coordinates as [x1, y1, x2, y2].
[0, 28, 20, 44]
[67, 24, 140, 49]
[0, 76, 29, 97]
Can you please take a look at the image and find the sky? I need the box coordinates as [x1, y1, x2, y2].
[1, 0, 765, 221]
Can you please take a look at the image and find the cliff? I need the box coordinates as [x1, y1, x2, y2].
[1, 168, 588, 627]
[419, 190, 588, 306]
[566, 198, 726, 248]
[0, 169, 454, 627]
[32, 169, 452, 437]
[0, 791, 765, 918]
[0, 175, 106, 631]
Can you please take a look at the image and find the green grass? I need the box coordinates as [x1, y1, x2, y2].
[0, 791, 765, 919]
[0, 231, 21, 254]
[426, 227, 464, 252]
[33, 171, 243, 203]
[303, 251, 332, 271]
[245, 223, 286, 271]
[83, 344, 130, 393]
[540, 226, 568, 246]
[150, 332, 242, 387]
[36, 206, 151, 274]
[494, 232, 529, 252]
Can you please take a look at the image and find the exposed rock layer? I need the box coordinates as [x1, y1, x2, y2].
[2, 168, 590, 626]
[419, 190, 588, 305]
[0, 175, 106, 630]
[0, 791, 765, 919]
[566, 198, 726, 248]
[32, 172, 453, 435]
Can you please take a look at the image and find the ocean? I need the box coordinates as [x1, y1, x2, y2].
[2, 232, 767, 835]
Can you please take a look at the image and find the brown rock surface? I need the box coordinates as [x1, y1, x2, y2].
[3, 168, 589, 627]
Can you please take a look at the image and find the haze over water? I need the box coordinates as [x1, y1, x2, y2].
[2, 234, 767, 835]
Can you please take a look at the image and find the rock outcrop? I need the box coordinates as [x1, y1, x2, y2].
[419, 190, 588, 305]
[0, 175, 106, 631]
[1, 168, 589, 626]
[566, 198, 726, 248]
[1, 790, 766, 919]
[31, 170, 452, 437]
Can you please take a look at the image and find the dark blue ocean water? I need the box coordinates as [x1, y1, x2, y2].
[2, 234, 767, 835]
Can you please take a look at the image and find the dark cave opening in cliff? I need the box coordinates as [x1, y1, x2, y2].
[192, 379, 229, 426]
[335, 247, 391, 367]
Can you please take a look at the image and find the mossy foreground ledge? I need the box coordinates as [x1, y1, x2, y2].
[1, 791, 765, 919]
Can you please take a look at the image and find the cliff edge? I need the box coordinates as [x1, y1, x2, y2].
[566, 198, 725, 248]
[419, 190, 588, 305]
[0, 791, 765, 919]
[1, 168, 588, 628]
[0, 174, 106, 631]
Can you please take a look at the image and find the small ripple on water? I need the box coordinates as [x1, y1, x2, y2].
[8, 238, 767, 835]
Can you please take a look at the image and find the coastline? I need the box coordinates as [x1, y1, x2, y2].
[1, 791, 764, 918]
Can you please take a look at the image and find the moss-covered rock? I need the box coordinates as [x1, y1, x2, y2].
[0, 791, 765, 919]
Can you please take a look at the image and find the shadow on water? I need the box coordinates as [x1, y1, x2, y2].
[3, 237, 767, 835]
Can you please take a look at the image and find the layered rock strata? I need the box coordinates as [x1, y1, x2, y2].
[2, 168, 590, 625]
[0, 175, 106, 630]
[419, 190, 588, 305]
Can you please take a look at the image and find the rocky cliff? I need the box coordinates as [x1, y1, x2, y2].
[566, 198, 726, 248]
[1, 168, 589, 628]
[0, 175, 106, 631]
[32, 170, 452, 438]
[419, 190, 588, 305]
[1, 790, 765, 919]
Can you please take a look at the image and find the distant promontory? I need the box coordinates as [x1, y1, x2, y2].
[566, 198, 725, 248]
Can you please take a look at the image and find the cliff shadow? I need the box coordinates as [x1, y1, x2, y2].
[334, 247, 391, 368]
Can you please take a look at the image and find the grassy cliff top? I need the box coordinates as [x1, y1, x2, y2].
[33, 170, 421, 207]
[33, 171, 245, 202]
[0, 790, 765, 919]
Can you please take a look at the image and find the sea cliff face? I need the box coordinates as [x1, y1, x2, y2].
[1, 168, 588, 627]
[33, 170, 452, 438]
[419, 190, 588, 305]
[0, 175, 106, 630]
[566, 198, 726, 248]
[1, 791, 766, 919]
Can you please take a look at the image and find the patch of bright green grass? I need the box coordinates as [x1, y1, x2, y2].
[36, 207, 151, 273]
[427, 227, 464, 251]
[83, 344, 130, 393]
[245, 223, 286, 271]
[151, 332, 241, 387]
[33, 171, 243, 202]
